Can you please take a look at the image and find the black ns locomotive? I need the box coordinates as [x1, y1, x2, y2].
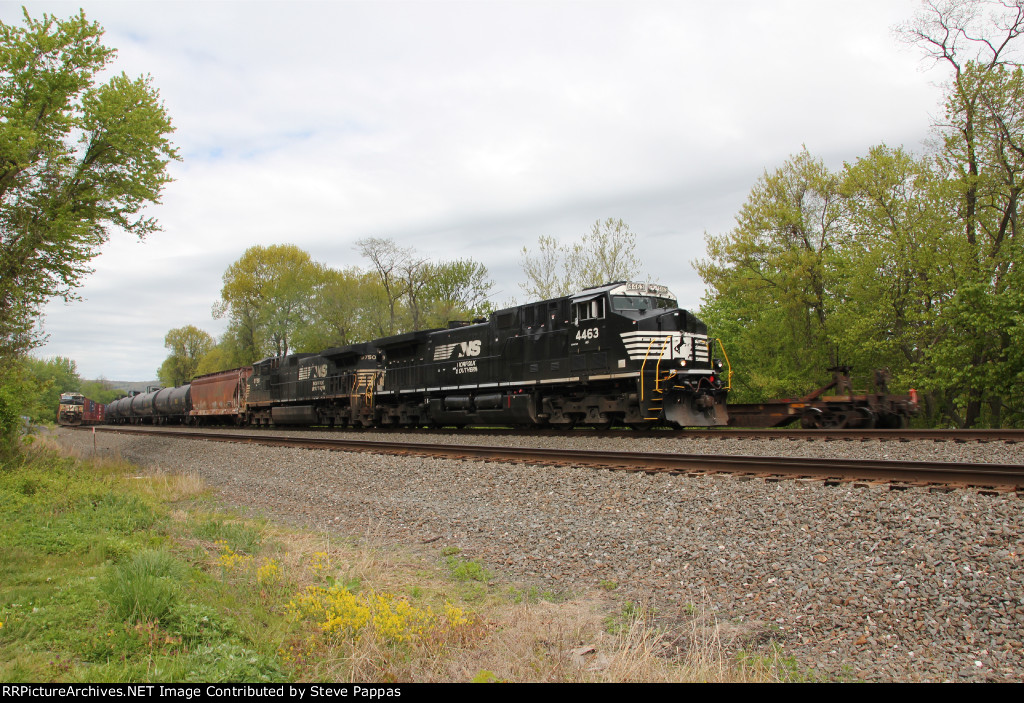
[243, 281, 729, 429]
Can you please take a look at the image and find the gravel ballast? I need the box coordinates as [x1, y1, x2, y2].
[55, 428, 1024, 682]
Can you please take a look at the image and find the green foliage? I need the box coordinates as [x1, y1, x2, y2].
[291, 266, 390, 351]
[420, 259, 494, 327]
[0, 8, 177, 362]
[189, 516, 263, 554]
[194, 338, 249, 377]
[21, 356, 81, 423]
[444, 554, 492, 583]
[697, 20, 1024, 427]
[736, 642, 823, 683]
[158, 325, 215, 386]
[0, 457, 159, 556]
[696, 150, 842, 401]
[78, 379, 126, 405]
[356, 237, 494, 334]
[505, 585, 564, 604]
[603, 600, 653, 635]
[0, 377, 24, 457]
[101, 550, 185, 624]
[569, 218, 642, 289]
[519, 234, 572, 300]
[0, 449, 290, 683]
[214, 244, 323, 361]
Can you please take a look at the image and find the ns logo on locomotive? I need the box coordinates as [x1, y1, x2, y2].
[105, 281, 729, 429]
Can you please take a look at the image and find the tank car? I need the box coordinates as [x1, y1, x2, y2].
[129, 389, 159, 423]
[153, 385, 191, 424]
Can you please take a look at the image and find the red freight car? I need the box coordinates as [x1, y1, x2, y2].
[188, 367, 252, 424]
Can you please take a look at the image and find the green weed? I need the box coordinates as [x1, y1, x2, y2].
[101, 549, 186, 625]
[445, 555, 492, 583]
[190, 517, 263, 553]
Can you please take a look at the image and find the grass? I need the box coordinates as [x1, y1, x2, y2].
[0, 435, 794, 682]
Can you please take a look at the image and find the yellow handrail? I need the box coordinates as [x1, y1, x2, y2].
[640, 336, 672, 400]
[715, 338, 732, 390]
[653, 337, 671, 394]
[639, 338, 657, 401]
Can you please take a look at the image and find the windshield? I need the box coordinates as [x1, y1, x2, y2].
[610, 295, 677, 312]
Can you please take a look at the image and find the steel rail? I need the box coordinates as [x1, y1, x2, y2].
[88, 424, 1024, 442]
[80, 426, 1024, 490]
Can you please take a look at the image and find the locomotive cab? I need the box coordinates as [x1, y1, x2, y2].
[57, 392, 85, 425]
[569, 282, 728, 427]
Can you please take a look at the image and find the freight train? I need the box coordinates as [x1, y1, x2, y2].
[106, 282, 730, 429]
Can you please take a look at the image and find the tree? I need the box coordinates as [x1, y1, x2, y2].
[834, 145, 954, 383]
[157, 325, 214, 387]
[519, 235, 573, 300]
[519, 219, 642, 301]
[79, 378, 123, 404]
[897, 0, 1024, 426]
[194, 341, 246, 377]
[568, 218, 642, 289]
[291, 267, 383, 351]
[695, 150, 844, 400]
[421, 259, 494, 327]
[398, 253, 431, 332]
[355, 237, 412, 335]
[22, 355, 81, 422]
[0, 9, 178, 366]
[213, 244, 322, 360]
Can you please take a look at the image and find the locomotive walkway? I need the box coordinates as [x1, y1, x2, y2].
[82, 426, 1024, 493]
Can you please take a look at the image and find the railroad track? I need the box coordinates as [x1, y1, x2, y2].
[86, 424, 1024, 442]
[77, 425, 1024, 493]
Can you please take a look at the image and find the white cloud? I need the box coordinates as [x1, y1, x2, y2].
[11, 0, 946, 379]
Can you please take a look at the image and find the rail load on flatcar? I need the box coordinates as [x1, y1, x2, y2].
[57, 392, 106, 426]
[726, 366, 919, 429]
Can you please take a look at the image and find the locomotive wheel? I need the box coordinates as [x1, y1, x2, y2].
[628, 422, 653, 431]
[588, 421, 613, 431]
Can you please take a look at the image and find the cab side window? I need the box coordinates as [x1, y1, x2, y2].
[573, 297, 605, 322]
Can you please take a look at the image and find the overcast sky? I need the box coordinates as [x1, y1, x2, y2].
[9, 0, 948, 381]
